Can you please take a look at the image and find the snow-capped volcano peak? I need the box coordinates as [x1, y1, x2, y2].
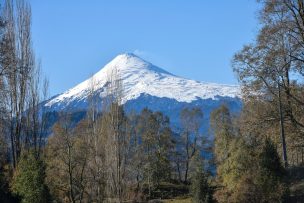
[94, 53, 173, 77]
[45, 53, 240, 110]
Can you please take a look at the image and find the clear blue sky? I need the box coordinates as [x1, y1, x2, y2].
[30, 0, 260, 96]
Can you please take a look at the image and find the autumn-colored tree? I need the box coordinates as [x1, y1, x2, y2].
[233, 0, 304, 168]
[45, 114, 89, 203]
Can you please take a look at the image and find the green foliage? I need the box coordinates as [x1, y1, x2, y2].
[190, 153, 213, 203]
[219, 138, 252, 191]
[259, 138, 285, 178]
[210, 105, 241, 190]
[11, 152, 49, 203]
[253, 138, 288, 202]
[211, 105, 288, 202]
[213, 128, 289, 202]
[214, 136, 255, 202]
[0, 136, 18, 203]
[138, 108, 173, 186]
[227, 138, 288, 202]
[210, 105, 233, 164]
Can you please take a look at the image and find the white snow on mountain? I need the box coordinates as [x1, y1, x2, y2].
[45, 53, 240, 108]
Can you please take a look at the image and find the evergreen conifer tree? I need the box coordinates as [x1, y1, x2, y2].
[11, 152, 50, 203]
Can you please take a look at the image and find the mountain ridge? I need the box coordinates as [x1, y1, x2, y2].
[44, 53, 241, 111]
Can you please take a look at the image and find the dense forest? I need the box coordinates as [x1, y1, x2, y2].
[0, 0, 304, 203]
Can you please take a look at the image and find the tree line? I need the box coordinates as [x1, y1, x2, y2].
[1, 0, 304, 202]
[40, 68, 213, 202]
[0, 3, 213, 199]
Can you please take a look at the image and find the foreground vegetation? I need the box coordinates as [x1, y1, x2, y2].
[1, 0, 304, 202]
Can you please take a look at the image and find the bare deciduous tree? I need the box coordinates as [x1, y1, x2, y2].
[103, 67, 130, 202]
[179, 107, 203, 183]
[0, 0, 46, 167]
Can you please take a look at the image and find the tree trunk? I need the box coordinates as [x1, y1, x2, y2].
[278, 82, 288, 168]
